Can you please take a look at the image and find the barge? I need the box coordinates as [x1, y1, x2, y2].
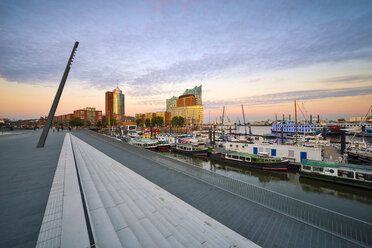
[299, 159, 372, 189]
[209, 150, 289, 171]
[170, 143, 208, 156]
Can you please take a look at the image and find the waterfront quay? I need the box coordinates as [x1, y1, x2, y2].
[1, 130, 371, 247]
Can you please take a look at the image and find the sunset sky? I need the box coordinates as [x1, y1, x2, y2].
[0, 0, 372, 122]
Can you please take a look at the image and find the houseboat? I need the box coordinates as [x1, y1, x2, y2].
[157, 140, 171, 151]
[347, 148, 372, 164]
[129, 139, 158, 151]
[209, 150, 289, 171]
[299, 159, 372, 189]
[170, 143, 208, 156]
[220, 141, 323, 164]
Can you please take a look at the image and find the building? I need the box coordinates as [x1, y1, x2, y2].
[105, 91, 113, 119]
[350, 116, 372, 122]
[156, 111, 171, 126]
[121, 115, 136, 126]
[135, 113, 145, 123]
[166, 96, 178, 111]
[176, 94, 196, 107]
[105, 85, 125, 122]
[183, 85, 202, 105]
[166, 85, 203, 125]
[73, 107, 102, 126]
[171, 105, 203, 125]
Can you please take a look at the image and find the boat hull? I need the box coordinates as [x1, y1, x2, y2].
[157, 145, 170, 151]
[209, 153, 288, 171]
[347, 151, 372, 164]
[299, 171, 372, 190]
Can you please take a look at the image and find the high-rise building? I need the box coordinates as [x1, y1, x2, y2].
[105, 91, 113, 118]
[105, 85, 125, 122]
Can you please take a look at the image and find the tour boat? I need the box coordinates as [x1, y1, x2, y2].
[129, 139, 158, 151]
[209, 150, 289, 171]
[170, 143, 208, 156]
[299, 159, 372, 189]
[157, 140, 171, 151]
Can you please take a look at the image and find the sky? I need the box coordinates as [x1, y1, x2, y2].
[0, 0, 372, 122]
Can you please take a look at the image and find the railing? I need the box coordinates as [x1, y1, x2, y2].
[83, 130, 372, 247]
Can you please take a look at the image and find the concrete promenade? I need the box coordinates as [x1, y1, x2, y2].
[0, 130, 65, 247]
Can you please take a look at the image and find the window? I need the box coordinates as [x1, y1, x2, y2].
[312, 167, 324, 172]
[303, 165, 311, 170]
[338, 170, 354, 179]
[230, 145, 233, 147]
[242, 146, 244, 148]
[329, 169, 335, 173]
[236, 145, 239, 148]
[245, 157, 251, 162]
[355, 173, 372, 181]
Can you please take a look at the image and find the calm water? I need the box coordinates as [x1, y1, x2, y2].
[158, 128, 372, 223]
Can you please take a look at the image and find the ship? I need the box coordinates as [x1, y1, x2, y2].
[170, 143, 208, 156]
[299, 159, 372, 189]
[209, 149, 288, 171]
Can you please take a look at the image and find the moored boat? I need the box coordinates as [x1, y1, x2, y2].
[170, 143, 208, 156]
[347, 148, 372, 164]
[209, 150, 288, 171]
[129, 139, 158, 151]
[299, 159, 372, 189]
[157, 140, 171, 151]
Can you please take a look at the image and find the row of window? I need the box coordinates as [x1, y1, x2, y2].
[226, 154, 268, 163]
[302, 166, 372, 181]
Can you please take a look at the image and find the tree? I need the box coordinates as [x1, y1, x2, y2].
[96, 120, 102, 127]
[86, 121, 91, 127]
[145, 118, 151, 127]
[171, 116, 179, 127]
[178, 116, 185, 127]
[69, 117, 84, 127]
[151, 116, 164, 127]
[172, 116, 185, 127]
[136, 118, 143, 127]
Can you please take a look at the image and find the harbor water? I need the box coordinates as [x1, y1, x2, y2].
[159, 126, 372, 223]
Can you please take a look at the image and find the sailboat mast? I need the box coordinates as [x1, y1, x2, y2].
[295, 100, 298, 144]
[241, 104, 247, 135]
[275, 114, 278, 144]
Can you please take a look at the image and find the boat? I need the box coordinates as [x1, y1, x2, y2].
[347, 148, 372, 164]
[299, 159, 372, 189]
[129, 139, 158, 151]
[271, 121, 325, 135]
[170, 143, 208, 156]
[157, 140, 171, 151]
[209, 149, 288, 171]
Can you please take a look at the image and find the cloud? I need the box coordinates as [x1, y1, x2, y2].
[1, 0, 372, 93]
[204, 86, 372, 109]
[322, 75, 372, 84]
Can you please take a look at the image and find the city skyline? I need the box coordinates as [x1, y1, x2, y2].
[1, 0, 372, 121]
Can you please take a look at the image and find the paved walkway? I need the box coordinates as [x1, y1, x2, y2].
[0, 130, 66, 248]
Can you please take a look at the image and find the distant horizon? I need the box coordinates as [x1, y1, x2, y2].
[1, 0, 372, 122]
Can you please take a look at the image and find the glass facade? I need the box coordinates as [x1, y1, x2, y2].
[113, 87, 125, 116]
